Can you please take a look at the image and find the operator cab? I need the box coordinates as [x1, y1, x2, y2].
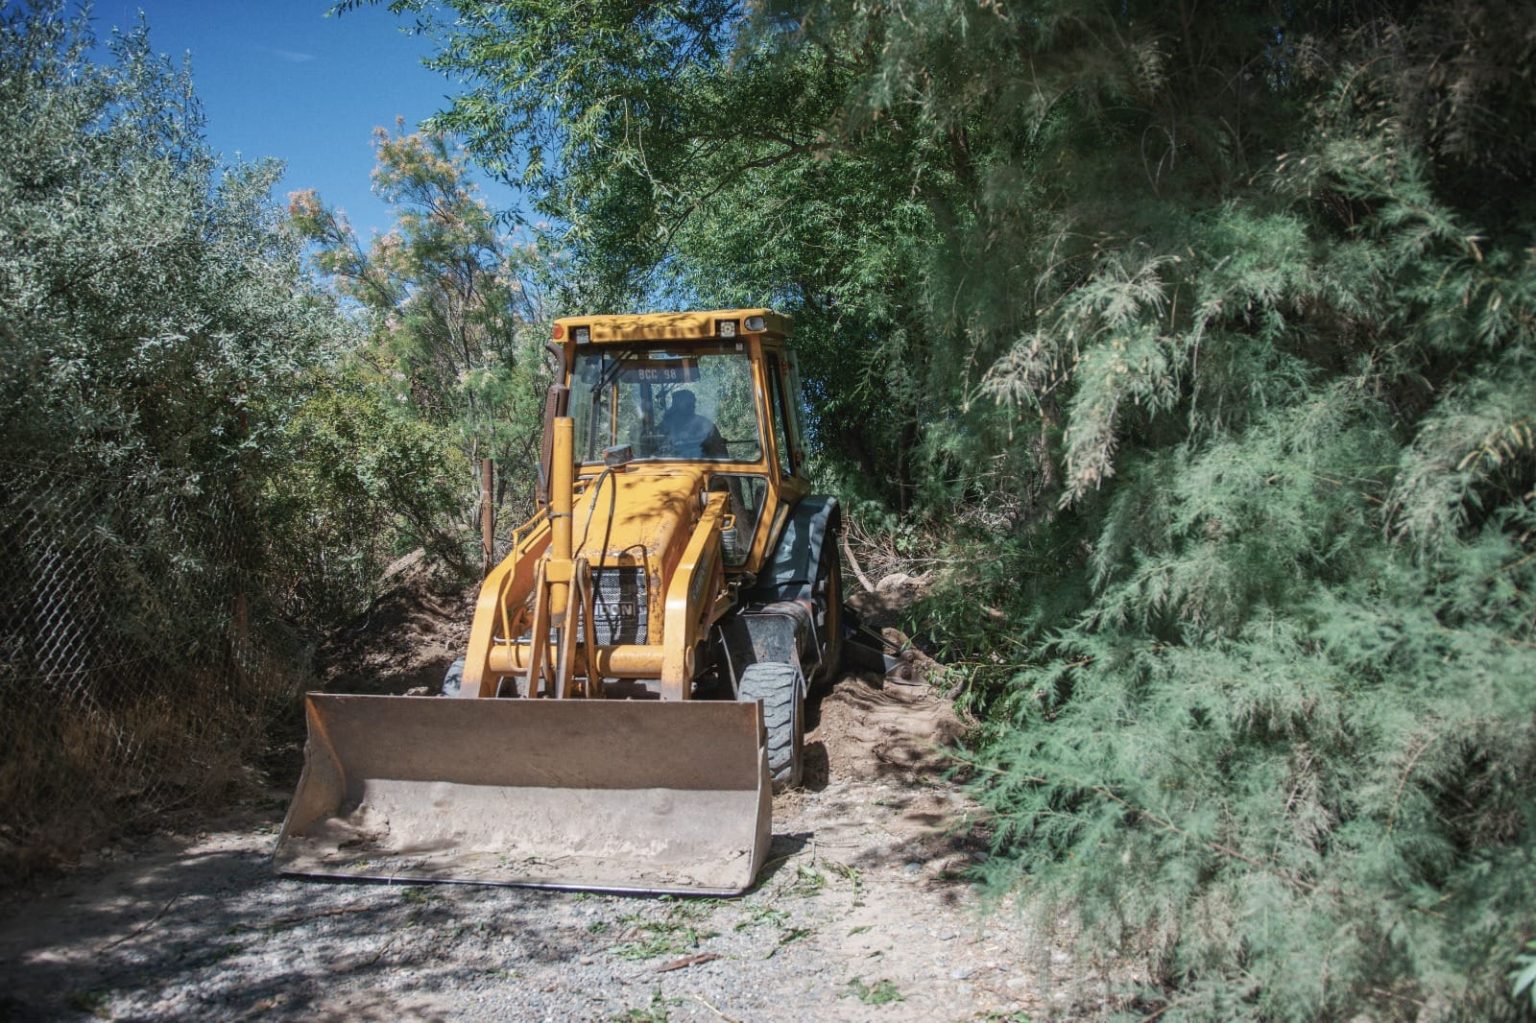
[553, 309, 810, 575]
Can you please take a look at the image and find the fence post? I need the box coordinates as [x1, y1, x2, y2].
[480, 458, 495, 577]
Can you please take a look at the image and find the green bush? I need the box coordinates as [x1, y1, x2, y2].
[0, 3, 350, 868]
[969, 406, 1536, 1018]
[260, 371, 466, 620]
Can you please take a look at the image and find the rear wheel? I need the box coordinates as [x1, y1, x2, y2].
[815, 549, 843, 688]
[737, 661, 804, 791]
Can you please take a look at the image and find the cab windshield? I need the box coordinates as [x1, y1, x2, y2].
[569, 343, 763, 463]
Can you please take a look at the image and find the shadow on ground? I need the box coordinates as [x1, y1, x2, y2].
[0, 812, 677, 1022]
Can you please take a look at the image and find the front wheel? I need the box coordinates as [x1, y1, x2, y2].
[737, 661, 804, 791]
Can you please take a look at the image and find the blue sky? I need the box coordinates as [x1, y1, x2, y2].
[89, 0, 517, 238]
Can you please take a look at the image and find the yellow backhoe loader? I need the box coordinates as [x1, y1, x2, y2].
[275, 309, 843, 895]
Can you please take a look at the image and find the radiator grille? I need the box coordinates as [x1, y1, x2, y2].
[591, 567, 648, 645]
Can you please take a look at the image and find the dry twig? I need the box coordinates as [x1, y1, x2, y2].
[655, 951, 722, 973]
[97, 893, 181, 952]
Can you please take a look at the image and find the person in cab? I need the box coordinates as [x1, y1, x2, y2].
[660, 389, 728, 458]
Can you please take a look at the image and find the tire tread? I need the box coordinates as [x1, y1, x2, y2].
[737, 661, 803, 790]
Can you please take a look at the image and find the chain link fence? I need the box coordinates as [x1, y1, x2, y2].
[0, 461, 307, 874]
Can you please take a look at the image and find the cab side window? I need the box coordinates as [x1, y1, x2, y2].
[766, 353, 796, 476]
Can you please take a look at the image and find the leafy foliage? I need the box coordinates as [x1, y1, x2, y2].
[337, 0, 945, 509]
[1514, 941, 1536, 1010]
[843, 977, 904, 1006]
[290, 123, 550, 542]
[0, 3, 354, 864]
[260, 368, 465, 620]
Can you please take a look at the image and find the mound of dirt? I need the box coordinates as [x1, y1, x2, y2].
[846, 571, 932, 626]
[316, 552, 476, 697]
[811, 674, 966, 785]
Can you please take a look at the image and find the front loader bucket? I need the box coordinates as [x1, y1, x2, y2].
[274, 694, 772, 896]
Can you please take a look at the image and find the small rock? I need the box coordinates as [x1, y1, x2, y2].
[950, 967, 973, 980]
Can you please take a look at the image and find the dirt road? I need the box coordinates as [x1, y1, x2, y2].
[0, 677, 1062, 1022]
[0, 573, 1062, 1021]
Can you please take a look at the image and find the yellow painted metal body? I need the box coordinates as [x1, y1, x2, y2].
[276, 309, 809, 894]
[557, 307, 793, 344]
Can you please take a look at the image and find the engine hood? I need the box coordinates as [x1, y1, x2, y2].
[571, 467, 707, 567]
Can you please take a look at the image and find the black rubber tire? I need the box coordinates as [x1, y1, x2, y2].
[737, 661, 804, 791]
[814, 550, 843, 689]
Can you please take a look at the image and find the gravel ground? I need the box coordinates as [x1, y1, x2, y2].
[0, 673, 1078, 1023]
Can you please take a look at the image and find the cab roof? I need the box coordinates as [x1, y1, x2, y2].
[552, 308, 792, 344]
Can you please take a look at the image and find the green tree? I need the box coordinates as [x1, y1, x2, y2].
[291, 123, 550, 531]
[335, 0, 942, 509]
